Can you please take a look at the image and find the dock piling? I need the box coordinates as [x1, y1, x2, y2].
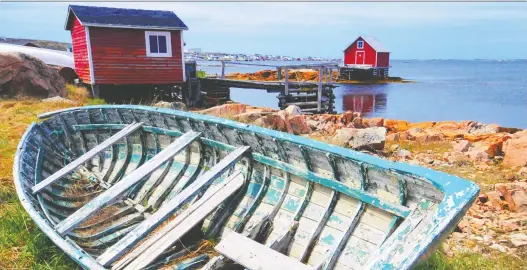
[284, 67, 289, 95]
[317, 67, 322, 112]
[221, 61, 225, 80]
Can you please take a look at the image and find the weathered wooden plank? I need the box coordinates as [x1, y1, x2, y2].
[216, 231, 313, 270]
[32, 122, 144, 194]
[54, 131, 201, 236]
[364, 200, 434, 269]
[97, 146, 250, 267]
[116, 171, 245, 270]
[253, 153, 411, 218]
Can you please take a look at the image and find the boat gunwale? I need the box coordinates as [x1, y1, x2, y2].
[12, 105, 480, 269]
[13, 123, 105, 270]
[37, 105, 478, 196]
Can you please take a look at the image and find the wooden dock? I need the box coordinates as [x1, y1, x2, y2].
[198, 61, 340, 114]
[199, 78, 336, 92]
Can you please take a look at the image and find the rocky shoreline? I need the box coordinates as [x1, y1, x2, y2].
[224, 69, 410, 84]
[187, 102, 527, 260]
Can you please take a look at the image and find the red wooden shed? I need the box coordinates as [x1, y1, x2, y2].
[343, 36, 390, 68]
[65, 5, 188, 96]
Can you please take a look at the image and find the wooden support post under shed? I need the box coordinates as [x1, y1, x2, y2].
[277, 67, 282, 80]
[91, 85, 100, 98]
[284, 67, 289, 95]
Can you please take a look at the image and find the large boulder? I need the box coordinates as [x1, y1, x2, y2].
[384, 119, 409, 132]
[0, 52, 66, 98]
[468, 123, 500, 135]
[232, 112, 262, 123]
[284, 105, 302, 117]
[41, 96, 75, 104]
[200, 103, 246, 117]
[495, 182, 527, 212]
[254, 112, 293, 133]
[333, 128, 357, 146]
[341, 111, 354, 125]
[348, 127, 387, 151]
[289, 115, 311, 135]
[362, 117, 384, 128]
[452, 140, 471, 152]
[153, 101, 187, 111]
[503, 134, 527, 168]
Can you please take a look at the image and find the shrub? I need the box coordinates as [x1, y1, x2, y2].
[197, 70, 207, 78]
[65, 84, 90, 103]
[86, 98, 106, 105]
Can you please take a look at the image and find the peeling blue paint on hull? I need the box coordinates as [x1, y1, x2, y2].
[13, 105, 479, 269]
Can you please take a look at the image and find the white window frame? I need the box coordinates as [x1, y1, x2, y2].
[357, 41, 364, 49]
[145, 31, 172, 57]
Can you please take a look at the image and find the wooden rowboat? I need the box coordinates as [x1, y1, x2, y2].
[14, 105, 479, 270]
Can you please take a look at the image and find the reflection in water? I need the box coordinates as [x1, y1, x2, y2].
[343, 93, 387, 117]
[337, 85, 388, 118]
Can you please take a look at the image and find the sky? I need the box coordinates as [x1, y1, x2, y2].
[1, 2, 526, 60]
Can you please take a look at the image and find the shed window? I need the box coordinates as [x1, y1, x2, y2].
[357, 41, 364, 49]
[145, 31, 172, 57]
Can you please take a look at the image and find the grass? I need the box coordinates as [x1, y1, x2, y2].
[0, 85, 104, 269]
[385, 139, 517, 185]
[416, 249, 527, 270]
[0, 99, 80, 269]
[385, 140, 453, 155]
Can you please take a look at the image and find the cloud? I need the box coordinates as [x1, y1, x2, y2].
[1, 2, 525, 59]
[79, 2, 527, 31]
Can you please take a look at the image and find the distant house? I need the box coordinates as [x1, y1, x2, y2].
[343, 36, 390, 68]
[65, 5, 188, 94]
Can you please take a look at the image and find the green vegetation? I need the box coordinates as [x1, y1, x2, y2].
[86, 98, 107, 105]
[65, 84, 106, 105]
[416, 250, 526, 270]
[197, 70, 207, 78]
[0, 99, 78, 269]
[385, 140, 453, 155]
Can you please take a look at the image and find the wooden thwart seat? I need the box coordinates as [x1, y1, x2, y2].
[32, 122, 144, 194]
[54, 131, 202, 236]
[216, 231, 313, 270]
[116, 171, 246, 270]
[97, 145, 251, 267]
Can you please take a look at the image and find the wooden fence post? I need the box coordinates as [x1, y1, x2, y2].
[221, 61, 225, 79]
[317, 67, 323, 112]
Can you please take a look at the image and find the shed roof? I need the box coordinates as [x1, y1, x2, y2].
[344, 36, 390, 53]
[65, 5, 188, 31]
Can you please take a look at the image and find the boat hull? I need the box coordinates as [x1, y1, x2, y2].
[13, 105, 479, 269]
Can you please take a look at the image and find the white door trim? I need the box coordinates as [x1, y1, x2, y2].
[355, 51, 365, 65]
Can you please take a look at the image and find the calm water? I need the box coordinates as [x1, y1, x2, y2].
[197, 60, 527, 128]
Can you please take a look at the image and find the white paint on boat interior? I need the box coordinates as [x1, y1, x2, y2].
[116, 171, 245, 270]
[216, 231, 313, 270]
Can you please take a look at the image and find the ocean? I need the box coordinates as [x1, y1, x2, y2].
[197, 60, 527, 128]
